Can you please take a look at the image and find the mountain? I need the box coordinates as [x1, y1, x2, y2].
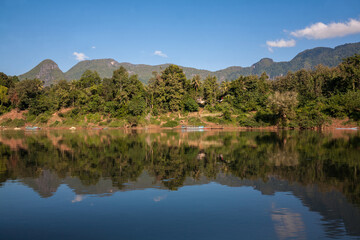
[66, 59, 212, 83]
[18, 59, 65, 86]
[214, 42, 360, 80]
[65, 58, 122, 80]
[18, 42, 360, 85]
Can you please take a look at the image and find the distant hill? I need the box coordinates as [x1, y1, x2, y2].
[19, 59, 65, 86]
[214, 42, 360, 80]
[18, 42, 360, 85]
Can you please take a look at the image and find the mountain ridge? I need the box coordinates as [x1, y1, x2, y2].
[18, 42, 360, 85]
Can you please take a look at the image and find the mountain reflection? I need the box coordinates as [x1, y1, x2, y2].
[0, 129, 359, 237]
[271, 205, 306, 240]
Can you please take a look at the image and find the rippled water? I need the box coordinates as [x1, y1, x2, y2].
[0, 129, 359, 239]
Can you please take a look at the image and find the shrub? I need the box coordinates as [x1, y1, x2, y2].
[1, 118, 26, 127]
[108, 120, 125, 128]
[296, 109, 328, 128]
[87, 113, 102, 123]
[127, 116, 139, 127]
[205, 116, 218, 123]
[128, 95, 146, 116]
[162, 120, 179, 128]
[237, 115, 260, 127]
[182, 95, 198, 112]
[188, 117, 204, 126]
[37, 114, 50, 123]
[222, 110, 232, 121]
[152, 107, 159, 116]
[49, 120, 60, 127]
[254, 110, 277, 126]
[150, 117, 161, 125]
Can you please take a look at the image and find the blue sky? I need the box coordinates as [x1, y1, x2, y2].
[1, 0, 360, 75]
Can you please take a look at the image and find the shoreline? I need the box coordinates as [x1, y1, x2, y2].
[3, 125, 358, 131]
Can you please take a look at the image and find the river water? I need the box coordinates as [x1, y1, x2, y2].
[0, 129, 359, 239]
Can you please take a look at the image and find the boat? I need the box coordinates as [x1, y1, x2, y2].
[335, 127, 358, 131]
[181, 125, 204, 129]
[25, 126, 41, 130]
[181, 126, 205, 132]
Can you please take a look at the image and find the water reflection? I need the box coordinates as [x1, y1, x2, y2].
[271, 205, 306, 240]
[0, 129, 359, 238]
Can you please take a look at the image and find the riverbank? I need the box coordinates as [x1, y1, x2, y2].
[0, 108, 358, 131]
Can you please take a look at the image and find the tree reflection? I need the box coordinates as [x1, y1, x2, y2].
[0, 129, 359, 205]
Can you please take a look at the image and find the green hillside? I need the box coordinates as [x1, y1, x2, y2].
[66, 60, 212, 83]
[65, 59, 121, 80]
[18, 59, 65, 86]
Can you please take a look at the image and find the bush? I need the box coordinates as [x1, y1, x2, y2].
[128, 95, 146, 116]
[296, 100, 329, 128]
[37, 114, 50, 123]
[1, 118, 26, 127]
[150, 117, 161, 125]
[205, 116, 216, 123]
[108, 120, 125, 128]
[87, 113, 102, 123]
[99, 121, 108, 126]
[152, 107, 159, 116]
[237, 114, 260, 127]
[204, 104, 215, 113]
[254, 110, 277, 126]
[182, 95, 198, 112]
[188, 117, 204, 126]
[222, 110, 232, 121]
[162, 120, 179, 128]
[343, 91, 360, 121]
[296, 109, 328, 128]
[127, 116, 139, 127]
[49, 120, 60, 127]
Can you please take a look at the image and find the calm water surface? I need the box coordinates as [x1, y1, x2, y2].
[0, 129, 359, 239]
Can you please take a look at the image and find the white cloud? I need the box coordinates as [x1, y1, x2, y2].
[72, 194, 85, 203]
[266, 39, 296, 52]
[291, 18, 360, 39]
[153, 195, 167, 202]
[154, 50, 168, 58]
[73, 52, 89, 61]
[92, 46, 96, 49]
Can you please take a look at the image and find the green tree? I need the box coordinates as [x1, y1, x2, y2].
[203, 75, 219, 106]
[9, 79, 43, 110]
[0, 86, 8, 107]
[0, 72, 19, 88]
[128, 94, 147, 116]
[182, 95, 198, 112]
[78, 70, 101, 88]
[161, 65, 187, 112]
[191, 74, 201, 99]
[111, 67, 145, 104]
[268, 91, 298, 126]
[339, 54, 360, 91]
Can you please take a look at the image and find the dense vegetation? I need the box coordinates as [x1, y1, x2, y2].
[1, 54, 360, 128]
